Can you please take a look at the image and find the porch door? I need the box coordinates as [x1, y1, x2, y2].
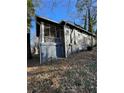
[56, 43, 63, 57]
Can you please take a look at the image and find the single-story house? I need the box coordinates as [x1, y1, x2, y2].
[36, 16, 96, 63]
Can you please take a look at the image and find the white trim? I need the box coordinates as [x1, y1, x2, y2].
[40, 22, 44, 64]
[39, 23, 41, 64]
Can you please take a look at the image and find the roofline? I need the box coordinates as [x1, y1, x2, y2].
[36, 16, 60, 25]
[61, 21, 96, 37]
[36, 16, 96, 37]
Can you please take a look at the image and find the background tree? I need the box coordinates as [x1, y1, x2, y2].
[76, 0, 97, 32]
[27, 0, 40, 59]
[84, 15, 87, 30]
[27, 0, 35, 59]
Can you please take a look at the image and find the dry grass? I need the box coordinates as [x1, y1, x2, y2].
[27, 47, 97, 93]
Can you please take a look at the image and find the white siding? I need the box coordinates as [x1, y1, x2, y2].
[64, 26, 96, 57]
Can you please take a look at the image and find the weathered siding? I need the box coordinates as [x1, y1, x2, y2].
[40, 42, 64, 62]
[63, 26, 91, 57]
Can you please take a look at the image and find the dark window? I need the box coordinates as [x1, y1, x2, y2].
[50, 25, 56, 37]
[44, 23, 62, 42]
[56, 27, 62, 38]
[56, 31, 60, 38]
[44, 23, 50, 36]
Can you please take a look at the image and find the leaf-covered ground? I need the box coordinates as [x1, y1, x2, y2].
[27, 47, 97, 93]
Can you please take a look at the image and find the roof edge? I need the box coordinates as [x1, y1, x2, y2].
[36, 16, 59, 24]
[36, 16, 96, 37]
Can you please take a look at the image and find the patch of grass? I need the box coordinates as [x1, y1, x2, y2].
[27, 47, 97, 93]
[28, 78, 53, 93]
[56, 62, 97, 93]
[28, 62, 97, 93]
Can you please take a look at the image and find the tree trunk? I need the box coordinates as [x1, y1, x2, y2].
[27, 32, 32, 59]
[88, 8, 93, 49]
[88, 8, 92, 32]
[84, 12, 87, 30]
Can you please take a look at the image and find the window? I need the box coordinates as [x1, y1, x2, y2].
[56, 31, 60, 38]
[44, 23, 50, 36]
[44, 23, 62, 42]
[50, 25, 56, 37]
[56, 27, 62, 38]
[44, 23, 56, 37]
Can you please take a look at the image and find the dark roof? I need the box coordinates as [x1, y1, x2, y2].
[36, 16, 60, 25]
[36, 16, 96, 37]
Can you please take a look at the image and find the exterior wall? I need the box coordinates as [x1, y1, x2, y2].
[87, 35, 91, 47]
[40, 42, 56, 62]
[72, 29, 87, 51]
[86, 35, 96, 47]
[40, 42, 64, 63]
[64, 26, 92, 57]
[92, 37, 96, 46]
[63, 26, 77, 57]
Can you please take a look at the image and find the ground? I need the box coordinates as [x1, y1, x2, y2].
[27, 47, 97, 93]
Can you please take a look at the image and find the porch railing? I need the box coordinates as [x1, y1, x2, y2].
[44, 36, 62, 42]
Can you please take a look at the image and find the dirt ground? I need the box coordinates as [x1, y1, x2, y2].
[27, 47, 97, 93]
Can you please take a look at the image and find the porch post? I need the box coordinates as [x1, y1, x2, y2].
[40, 22, 44, 43]
[63, 25, 68, 58]
[40, 22, 44, 64]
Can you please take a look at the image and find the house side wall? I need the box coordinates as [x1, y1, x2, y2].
[93, 37, 97, 46]
[64, 25, 96, 57]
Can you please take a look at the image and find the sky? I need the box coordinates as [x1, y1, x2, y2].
[30, 0, 80, 45]
[30, 0, 96, 46]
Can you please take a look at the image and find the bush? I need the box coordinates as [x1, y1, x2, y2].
[87, 46, 93, 51]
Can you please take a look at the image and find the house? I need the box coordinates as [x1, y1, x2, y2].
[36, 16, 96, 63]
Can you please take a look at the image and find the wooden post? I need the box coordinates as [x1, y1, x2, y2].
[40, 22, 44, 43]
[40, 22, 44, 64]
[63, 25, 68, 58]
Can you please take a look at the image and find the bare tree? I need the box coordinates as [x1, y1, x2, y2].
[76, 0, 97, 32]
